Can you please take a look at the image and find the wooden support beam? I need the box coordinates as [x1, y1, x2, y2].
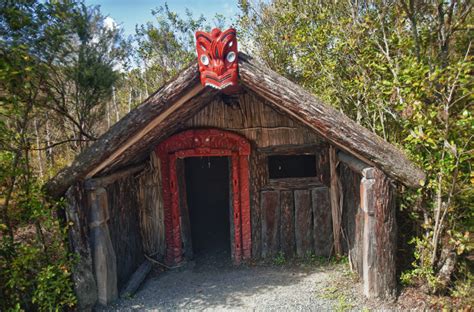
[89, 187, 118, 305]
[361, 168, 376, 297]
[257, 143, 322, 154]
[360, 168, 397, 299]
[84, 164, 146, 190]
[337, 151, 372, 177]
[329, 147, 342, 256]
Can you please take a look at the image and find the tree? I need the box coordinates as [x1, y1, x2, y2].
[0, 0, 129, 309]
[42, 3, 130, 153]
[133, 5, 205, 95]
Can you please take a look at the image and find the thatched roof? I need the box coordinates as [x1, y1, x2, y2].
[46, 53, 425, 197]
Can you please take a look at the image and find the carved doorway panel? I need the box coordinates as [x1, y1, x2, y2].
[155, 129, 251, 265]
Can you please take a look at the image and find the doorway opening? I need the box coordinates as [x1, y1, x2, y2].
[185, 156, 231, 263]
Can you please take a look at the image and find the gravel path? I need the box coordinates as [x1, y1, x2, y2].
[98, 256, 379, 311]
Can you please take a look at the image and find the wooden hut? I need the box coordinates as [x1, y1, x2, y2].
[47, 43, 424, 309]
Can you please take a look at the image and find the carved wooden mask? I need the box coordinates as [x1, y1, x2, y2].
[195, 28, 239, 93]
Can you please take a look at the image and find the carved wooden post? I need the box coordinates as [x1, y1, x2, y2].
[88, 186, 118, 305]
[361, 168, 397, 299]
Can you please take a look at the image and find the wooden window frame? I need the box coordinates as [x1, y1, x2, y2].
[259, 144, 324, 190]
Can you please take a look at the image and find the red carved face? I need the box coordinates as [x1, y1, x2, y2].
[195, 28, 239, 92]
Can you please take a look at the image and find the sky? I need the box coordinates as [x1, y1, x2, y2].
[84, 0, 241, 37]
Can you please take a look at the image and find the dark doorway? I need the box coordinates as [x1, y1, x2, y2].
[185, 157, 231, 262]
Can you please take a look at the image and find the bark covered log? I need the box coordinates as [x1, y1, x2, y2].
[361, 168, 397, 299]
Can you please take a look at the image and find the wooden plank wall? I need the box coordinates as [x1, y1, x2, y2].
[183, 91, 334, 259]
[185, 91, 322, 147]
[339, 162, 364, 275]
[106, 175, 144, 290]
[137, 153, 166, 258]
[260, 186, 332, 259]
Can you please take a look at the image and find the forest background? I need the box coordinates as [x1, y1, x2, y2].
[0, 0, 472, 310]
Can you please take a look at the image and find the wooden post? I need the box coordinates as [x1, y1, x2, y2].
[261, 191, 280, 258]
[360, 168, 397, 299]
[312, 187, 332, 256]
[295, 190, 313, 257]
[329, 147, 342, 256]
[361, 168, 376, 297]
[280, 190, 295, 257]
[65, 185, 98, 311]
[89, 187, 118, 305]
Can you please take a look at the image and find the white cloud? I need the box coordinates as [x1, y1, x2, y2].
[103, 16, 117, 31]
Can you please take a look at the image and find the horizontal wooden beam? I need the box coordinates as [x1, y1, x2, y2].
[257, 143, 323, 155]
[84, 164, 146, 190]
[337, 151, 373, 178]
[239, 54, 425, 188]
[263, 177, 323, 190]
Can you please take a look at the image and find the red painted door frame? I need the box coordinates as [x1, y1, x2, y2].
[155, 129, 251, 265]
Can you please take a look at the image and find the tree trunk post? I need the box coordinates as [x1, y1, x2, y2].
[88, 186, 118, 305]
[360, 168, 397, 299]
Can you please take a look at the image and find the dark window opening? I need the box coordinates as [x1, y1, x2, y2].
[185, 157, 231, 258]
[268, 154, 317, 179]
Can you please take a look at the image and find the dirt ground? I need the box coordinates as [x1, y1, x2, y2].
[97, 252, 419, 312]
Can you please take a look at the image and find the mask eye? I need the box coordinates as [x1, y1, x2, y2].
[226, 51, 236, 63]
[200, 55, 209, 66]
